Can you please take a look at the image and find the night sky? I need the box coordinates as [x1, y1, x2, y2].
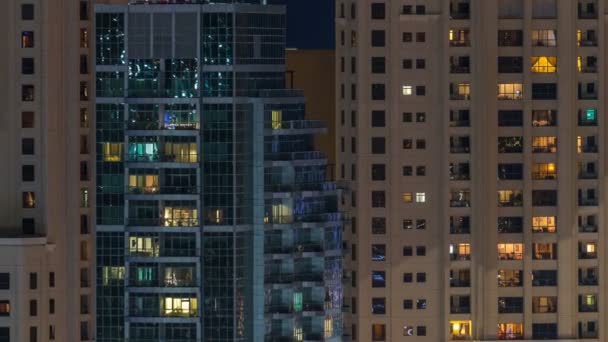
[268, 0, 335, 49]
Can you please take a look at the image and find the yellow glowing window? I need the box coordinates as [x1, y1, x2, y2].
[207, 209, 224, 224]
[162, 297, 197, 316]
[449, 243, 470, 256]
[577, 56, 583, 72]
[498, 323, 523, 338]
[498, 243, 524, 260]
[584, 295, 596, 305]
[103, 142, 123, 162]
[532, 216, 556, 233]
[403, 192, 413, 203]
[163, 207, 198, 227]
[586, 243, 596, 253]
[497, 83, 523, 100]
[531, 56, 557, 73]
[577, 136, 582, 153]
[165, 142, 197, 163]
[450, 320, 472, 339]
[294, 327, 303, 341]
[101, 266, 125, 286]
[532, 136, 557, 153]
[458, 83, 470, 96]
[532, 163, 557, 180]
[129, 237, 159, 256]
[324, 317, 333, 338]
[271, 110, 283, 129]
[449, 30, 454, 41]
[577, 29, 582, 46]
[128, 175, 159, 193]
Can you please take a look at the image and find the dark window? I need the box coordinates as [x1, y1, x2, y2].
[29, 273, 37, 289]
[532, 323, 558, 340]
[29, 300, 37, 316]
[417, 326, 427, 336]
[403, 32, 413, 42]
[371, 137, 386, 154]
[532, 190, 558, 206]
[416, 32, 426, 42]
[22, 111, 34, 128]
[498, 110, 523, 126]
[371, 30, 386, 47]
[416, 246, 426, 256]
[371, 83, 385, 100]
[403, 273, 413, 283]
[532, 83, 557, 100]
[403, 59, 413, 69]
[80, 55, 88, 74]
[49, 272, 55, 288]
[22, 219, 35, 235]
[0, 274, 9, 289]
[80, 215, 89, 234]
[22, 58, 34, 74]
[372, 217, 386, 234]
[416, 166, 426, 176]
[403, 166, 413, 176]
[403, 299, 413, 309]
[416, 112, 426, 122]
[371, 3, 386, 19]
[416, 5, 426, 14]
[22, 165, 34, 181]
[416, 219, 426, 230]
[416, 272, 427, 282]
[402, 5, 413, 14]
[498, 163, 523, 180]
[417, 299, 427, 309]
[498, 30, 523, 46]
[371, 164, 386, 181]
[22, 31, 34, 48]
[351, 3, 356, 18]
[351, 56, 356, 74]
[22, 85, 34, 101]
[498, 297, 524, 313]
[371, 57, 386, 73]
[22, 138, 34, 155]
[372, 298, 386, 314]
[79, 1, 89, 20]
[403, 246, 413, 256]
[371, 191, 386, 208]
[22, 4, 34, 20]
[372, 271, 386, 287]
[416, 139, 426, 149]
[498, 56, 523, 73]
[351, 84, 357, 100]
[416, 59, 426, 69]
[416, 86, 426, 96]
[371, 110, 385, 127]
[29, 327, 36, 342]
[532, 270, 558, 286]
[403, 112, 412, 122]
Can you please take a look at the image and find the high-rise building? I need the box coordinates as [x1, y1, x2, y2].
[0, 0, 95, 341]
[94, 1, 342, 342]
[338, 0, 605, 340]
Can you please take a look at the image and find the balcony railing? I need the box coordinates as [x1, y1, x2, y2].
[127, 186, 199, 195]
[450, 306, 471, 314]
[129, 278, 197, 288]
[450, 279, 470, 287]
[265, 120, 326, 131]
[578, 171, 597, 179]
[579, 224, 598, 233]
[450, 199, 471, 208]
[264, 273, 294, 284]
[579, 251, 597, 259]
[264, 305, 293, 314]
[265, 151, 326, 162]
[579, 198, 598, 206]
[127, 218, 199, 227]
[579, 304, 598, 312]
[450, 254, 471, 261]
[450, 93, 471, 100]
[127, 248, 199, 258]
[579, 276, 598, 286]
[580, 145, 598, 153]
[126, 121, 199, 131]
[125, 154, 198, 163]
[450, 65, 470, 74]
[450, 225, 470, 234]
[293, 272, 324, 283]
[265, 181, 337, 193]
[450, 146, 470, 154]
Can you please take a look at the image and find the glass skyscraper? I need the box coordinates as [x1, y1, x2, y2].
[95, 1, 342, 341]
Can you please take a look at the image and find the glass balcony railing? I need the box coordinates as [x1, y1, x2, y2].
[265, 120, 326, 131]
[127, 186, 199, 195]
[126, 153, 198, 163]
[127, 218, 199, 227]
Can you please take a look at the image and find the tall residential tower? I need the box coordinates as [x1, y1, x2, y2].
[94, 1, 342, 341]
[0, 0, 95, 341]
[338, 0, 606, 341]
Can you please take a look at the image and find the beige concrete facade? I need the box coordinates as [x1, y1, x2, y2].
[0, 0, 95, 341]
[338, 0, 607, 341]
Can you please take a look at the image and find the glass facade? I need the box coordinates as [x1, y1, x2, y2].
[96, 3, 341, 342]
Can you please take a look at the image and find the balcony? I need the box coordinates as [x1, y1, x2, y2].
[265, 151, 326, 162]
[579, 275, 598, 286]
[450, 305, 471, 314]
[265, 273, 294, 284]
[579, 303, 598, 313]
[293, 272, 323, 283]
[579, 1, 598, 18]
[125, 153, 198, 163]
[579, 144, 598, 153]
[127, 186, 199, 195]
[579, 224, 597, 233]
[265, 120, 326, 132]
[450, 252, 471, 261]
[450, 221, 470, 234]
[126, 120, 199, 131]
[265, 304, 293, 314]
[579, 197, 598, 206]
[127, 218, 199, 227]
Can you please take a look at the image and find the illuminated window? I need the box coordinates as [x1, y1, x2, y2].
[402, 85, 413, 95]
[101, 266, 125, 286]
[497, 83, 523, 100]
[498, 243, 523, 260]
[207, 209, 224, 224]
[162, 296, 197, 317]
[102, 142, 123, 161]
[165, 142, 197, 163]
[22, 31, 34, 48]
[372, 324, 386, 341]
[498, 323, 523, 339]
[449, 29, 470, 46]
[0, 301, 10, 316]
[531, 56, 557, 72]
[449, 320, 472, 339]
[293, 327, 303, 341]
[80, 188, 89, 208]
[532, 163, 557, 180]
[22, 192, 36, 208]
[416, 192, 426, 203]
[163, 206, 198, 227]
[271, 110, 282, 129]
[450, 82, 471, 100]
[128, 174, 158, 194]
[293, 292, 302, 312]
[532, 216, 556, 233]
[403, 193, 413, 203]
[497, 190, 522, 207]
[498, 270, 522, 287]
[532, 29, 557, 47]
[80, 28, 88, 48]
[129, 236, 159, 257]
[533, 243, 557, 260]
[532, 136, 557, 153]
[450, 243, 471, 260]
[324, 317, 333, 338]
[532, 296, 557, 313]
